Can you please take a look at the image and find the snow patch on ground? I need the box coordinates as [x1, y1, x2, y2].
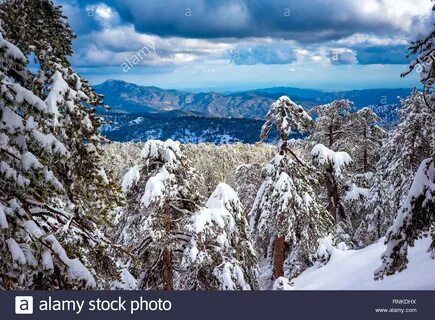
[112, 268, 138, 290]
[290, 237, 435, 290]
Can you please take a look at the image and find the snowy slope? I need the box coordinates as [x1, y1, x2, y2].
[290, 237, 435, 290]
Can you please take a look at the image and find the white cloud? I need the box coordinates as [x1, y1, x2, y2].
[68, 1, 431, 70]
[356, 0, 432, 33]
[72, 25, 235, 68]
[85, 3, 121, 27]
[336, 33, 408, 46]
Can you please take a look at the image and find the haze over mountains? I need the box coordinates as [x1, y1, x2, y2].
[94, 80, 413, 119]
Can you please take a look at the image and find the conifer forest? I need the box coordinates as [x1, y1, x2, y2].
[0, 0, 434, 290]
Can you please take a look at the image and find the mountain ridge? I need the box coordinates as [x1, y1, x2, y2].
[94, 79, 413, 119]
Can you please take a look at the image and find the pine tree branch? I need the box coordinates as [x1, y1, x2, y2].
[283, 146, 305, 166]
[0, 147, 20, 160]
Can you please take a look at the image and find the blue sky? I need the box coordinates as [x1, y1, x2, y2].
[56, 0, 433, 91]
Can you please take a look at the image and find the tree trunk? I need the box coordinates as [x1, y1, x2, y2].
[329, 126, 334, 147]
[280, 138, 288, 155]
[273, 236, 285, 279]
[363, 149, 368, 173]
[363, 127, 368, 172]
[327, 166, 338, 222]
[163, 200, 173, 290]
[329, 194, 337, 222]
[376, 210, 381, 240]
[163, 247, 173, 290]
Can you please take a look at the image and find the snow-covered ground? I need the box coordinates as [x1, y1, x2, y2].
[290, 237, 434, 290]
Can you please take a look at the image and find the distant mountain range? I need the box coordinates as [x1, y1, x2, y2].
[94, 80, 413, 119]
[95, 80, 409, 143]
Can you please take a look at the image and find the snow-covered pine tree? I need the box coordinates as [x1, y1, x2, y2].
[0, 29, 96, 289]
[341, 107, 387, 173]
[374, 158, 434, 279]
[310, 99, 385, 174]
[0, 0, 74, 62]
[401, 3, 435, 110]
[260, 96, 314, 157]
[252, 96, 332, 282]
[310, 103, 385, 243]
[181, 183, 258, 290]
[2, 0, 122, 214]
[355, 91, 434, 246]
[311, 144, 353, 245]
[342, 173, 370, 241]
[0, 0, 124, 287]
[375, 4, 434, 278]
[309, 99, 354, 149]
[117, 140, 203, 290]
[228, 163, 263, 214]
[41, 64, 124, 254]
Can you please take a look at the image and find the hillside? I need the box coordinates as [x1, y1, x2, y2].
[100, 112, 280, 144]
[94, 80, 412, 119]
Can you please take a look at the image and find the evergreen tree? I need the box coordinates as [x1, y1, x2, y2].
[311, 144, 353, 245]
[0, 0, 124, 287]
[0, 0, 74, 64]
[117, 140, 202, 290]
[1, 0, 121, 216]
[181, 183, 258, 290]
[401, 4, 435, 110]
[375, 158, 434, 279]
[342, 173, 370, 242]
[376, 4, 434, 278]
[341, 107, 387, 173]
[310, 105, 385, 243]
[310, 99, 385, 174]
[0, 30, 95, 289]
[310, 99, 354, 149]
[355, 92, 433, 245]
[252, 96, 332, 282]
[228, 163, 263, 214]
[260, 96, 313, 158]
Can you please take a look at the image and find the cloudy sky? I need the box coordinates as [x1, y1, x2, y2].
[57, 0, 434, 91]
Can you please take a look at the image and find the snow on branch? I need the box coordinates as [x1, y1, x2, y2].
[192, 183, 238, 234]
[311, 144, 352, 176]
[121, 165, 141, 193]
[141, 139, 181, 164]
[44, 235, 96, 288]
[137, 139, 183, 207]
[260, 96, 313, 144]
[140, 167, 171, 208]
[344, 183, 369, 202]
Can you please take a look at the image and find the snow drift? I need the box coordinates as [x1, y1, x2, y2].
[289, 237, 435, 290]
